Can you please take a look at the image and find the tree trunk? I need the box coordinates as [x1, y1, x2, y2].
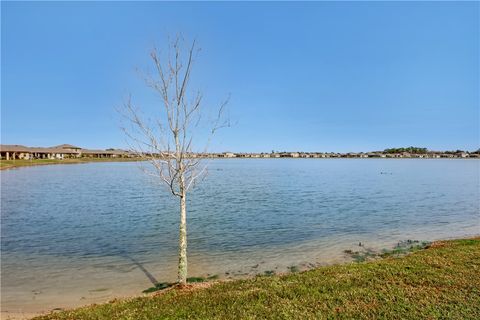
[178, 191, 187, 285]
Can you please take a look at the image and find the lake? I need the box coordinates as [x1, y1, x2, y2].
[1, 159, 479, 317]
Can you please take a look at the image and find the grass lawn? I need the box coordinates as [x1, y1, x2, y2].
[35, 238, 480, 319]
[0, 157, 142, 170]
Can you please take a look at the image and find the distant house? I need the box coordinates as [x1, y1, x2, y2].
[224, 152, 236, 158]
[0, 145, 32, 160]
[0, 144, 132, 160]
[0, 145, 78, 160]
[52, 144, 82, 158]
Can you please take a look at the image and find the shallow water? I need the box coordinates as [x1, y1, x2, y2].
[1, 159, 479, 316]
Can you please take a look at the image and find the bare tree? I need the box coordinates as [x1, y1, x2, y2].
[120, 36, 229, 286]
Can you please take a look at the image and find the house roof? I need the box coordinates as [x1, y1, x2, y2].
[31, 147, 78, 154]
[53, 144, 82, 150]
[82, 149, 129, 155]
[0, 145, 78, 154]
[0, 144, 31, 152]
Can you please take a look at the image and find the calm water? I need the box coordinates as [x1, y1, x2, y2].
[1, 159, 479, 316]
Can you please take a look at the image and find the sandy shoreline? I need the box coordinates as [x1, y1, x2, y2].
[3, 234, 479, 320]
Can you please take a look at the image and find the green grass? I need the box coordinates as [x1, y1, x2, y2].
[35, 238, 480, 319]
[0, 157, 142, 169]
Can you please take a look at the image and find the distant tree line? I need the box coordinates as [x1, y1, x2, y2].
[444, 150, 469, 154]
[384, 147, 428, 154]
[383, 147, 480, 155]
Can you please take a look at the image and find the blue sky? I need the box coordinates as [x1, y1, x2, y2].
[2, 1, 479, 152]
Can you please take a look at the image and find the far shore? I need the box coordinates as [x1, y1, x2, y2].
[1, 156, 478, 171]
[0, 157, 143, 170]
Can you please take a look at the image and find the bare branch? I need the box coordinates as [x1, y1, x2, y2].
[119, 37, 230, 286]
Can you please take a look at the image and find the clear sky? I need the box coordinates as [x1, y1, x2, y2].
[2, 1, 479, 152]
